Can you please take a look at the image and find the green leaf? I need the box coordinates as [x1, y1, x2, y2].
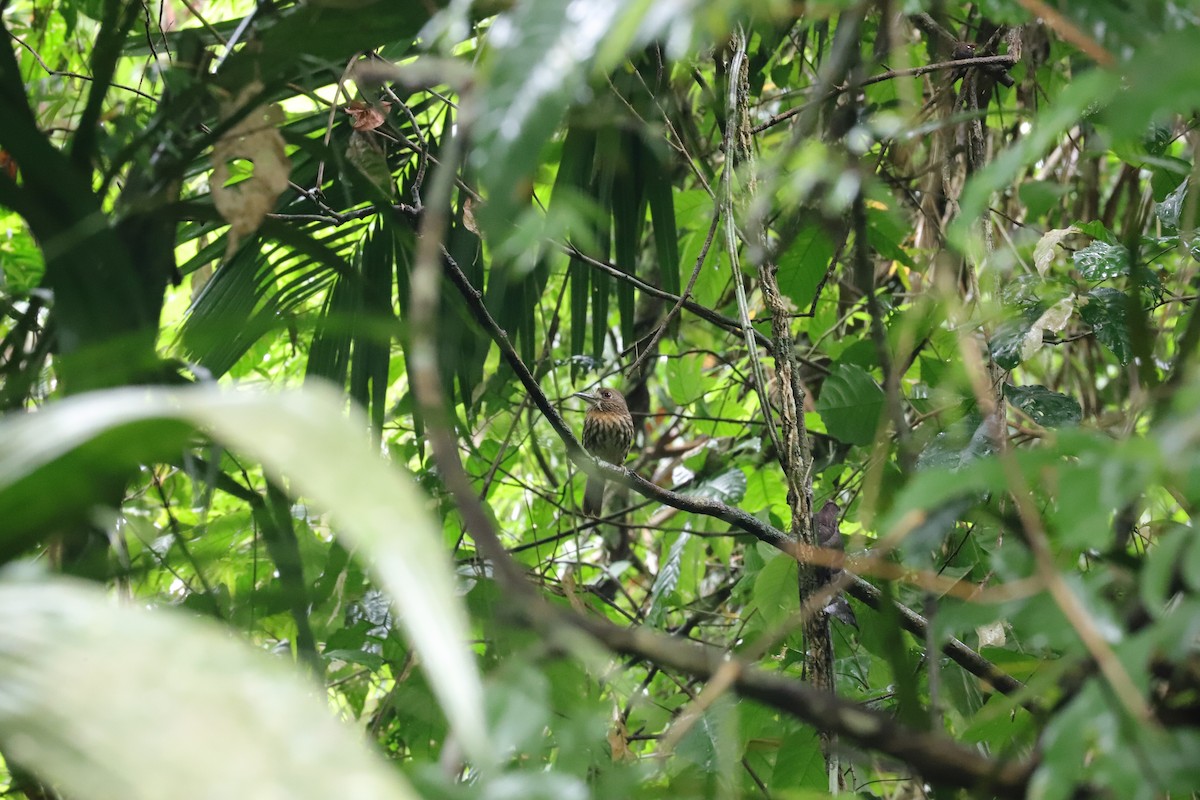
[751, 552, 798, 628]
[990, 306, 1042, 370]
[214, 0, 430, 92]
[1101, 28, 1200, 142]
[0, 384, 491, 765]
[1155, 177, 1189, 229]
[917, 415, 996, 471]
[776, 226, 833, 310]
[816, 363, 885, 446]
[1079, 287, 1131, 364]
[0, 574, 418, 800]
[1073, 220, 1117, 243]
[471, 0, 639, 237]
[768, 727, 825, 792]
[1019, 180, 1069, 221]
[646, 532, 690, 627]
[1004, 384, 1082, 428]
[666, 353, 706, 406]
[1072, 240, 1130, 281]
[691, 467, 748, 504]
[646, 153, 681, 298]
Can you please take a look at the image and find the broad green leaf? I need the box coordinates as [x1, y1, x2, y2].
[1073, 220, 1117, 243]
[815, 363, 885, 446]
[214, 0, 430, 92]
[647, 531, 690, 627]
[1072, 240, 1130, 281]
[1004, 384, 1082, 428]
[0, 574, 417, 800]
[750, 551, 798, 628]
[1079, 287, 1131, 364]
[776, 226, 833, 310]
[0, 383, 491, 765]
[646, 152, 681, 297]
[690, 467, 748, 504]
[768, 727, 825, 793]
[1155, 177, 1189, 229]
[916, 415, 996, 472]
[1020, 180, 1070, 222]
[471, 0, 630, 236]
[1101, 28, 1200, 142]
[666, 353, 706, 405]
[990, 306, 1042, 370]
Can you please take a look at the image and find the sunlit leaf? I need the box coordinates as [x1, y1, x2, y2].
[646, 531, 689, 626]
[776, 225, 833, 310]
[1072, 241, 1130, 282]
[0, 574, 418, 800]
[0, 384, 491, 765]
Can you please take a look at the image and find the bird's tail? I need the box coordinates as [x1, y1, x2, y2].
[583, 476, 605, 517]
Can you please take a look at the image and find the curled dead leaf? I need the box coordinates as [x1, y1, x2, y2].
[0, 150, 17, 180]
[462, 197, 479, 235]
[608, 708, 634, 763]
[342, 100, 391, 132]
[211, 81, 291, 259]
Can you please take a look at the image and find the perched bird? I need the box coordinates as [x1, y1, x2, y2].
[574, 387, 635, 517]
[814, 501, 857, 627]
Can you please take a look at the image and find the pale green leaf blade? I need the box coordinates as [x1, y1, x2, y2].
[176, 383, 491, 765]
[0, 384, 491, 766]
[0, 574, 418, 800]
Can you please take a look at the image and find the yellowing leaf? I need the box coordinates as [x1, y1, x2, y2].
[212, 81, 291, 259]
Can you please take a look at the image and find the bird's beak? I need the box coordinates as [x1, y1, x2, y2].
[574, 391, 597, 404]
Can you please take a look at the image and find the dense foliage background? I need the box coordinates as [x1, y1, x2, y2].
[2, 0, 1200, 798]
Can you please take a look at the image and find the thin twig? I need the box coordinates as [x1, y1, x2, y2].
[997, 445, 1156, 724]
[436, 248, 1026, 699]
[1014, 0, 1115, 67]
[750, 55, 1016, 135]
[626, 210, 720, 377]
[722, 37, 785, 462]
[7, 30, 158, 101]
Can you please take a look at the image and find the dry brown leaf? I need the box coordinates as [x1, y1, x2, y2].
[607, 710, 634, 763]
[0, 150, 17, 180]
[212, 81, 291, 259]
[462, 196, 480, 235]
[342, 100, 392, 132]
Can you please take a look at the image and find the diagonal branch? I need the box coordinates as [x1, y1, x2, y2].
[566, 609, 1034, 798]
[401, 162, 1035, 792]
[437, 247, 1026, 699]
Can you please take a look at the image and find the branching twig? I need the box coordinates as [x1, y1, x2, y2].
[567, 609, 1033, 798]
[750, 55, 1016, 135]
[852, 192, 914, 470]
[626, 210, 721, 377]
[436, 248, 1026, 699]
[392, 95, 1033, 791]
[1012, 0, 1115, 67]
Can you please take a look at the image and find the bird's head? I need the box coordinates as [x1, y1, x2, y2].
[574, 387, 628, 413]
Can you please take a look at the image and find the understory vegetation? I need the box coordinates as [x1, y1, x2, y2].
[2, 0, 1200, 798]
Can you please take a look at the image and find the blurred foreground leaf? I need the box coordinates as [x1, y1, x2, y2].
[0, 573, 418, 800]
[0, 382, 491, 765]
